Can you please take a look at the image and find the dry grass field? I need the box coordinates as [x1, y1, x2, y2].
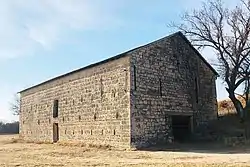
[1, 135, 250, 167]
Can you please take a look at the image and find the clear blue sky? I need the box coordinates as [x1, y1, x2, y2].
[0, 0, 236, 122]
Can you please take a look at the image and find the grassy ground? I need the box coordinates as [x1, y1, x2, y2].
[1, 135, 250, 167]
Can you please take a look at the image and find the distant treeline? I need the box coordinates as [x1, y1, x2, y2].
[0, 121, 19, 134]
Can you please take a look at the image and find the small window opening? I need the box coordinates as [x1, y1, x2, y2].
[65, 129, 67, 134]
[177, 57, 180, 67]
[90, 130, 92, 135]
[81, 130, 83, 135]
[53, 100, 59, 118]
[72, 130, 74, 135]
[113, 129, 116, 135]
[101, 129, 103, 135]
[80, 96, 83, 102]
[159, 78, 162, 96]
[133, 65, 137, 90]
[115, 112, 119, 119]
[94, 113, 97, 120]
[195, 77, 199, 103]
[78, 115, 81, 121]
[49, 118, 51, 124]
[62, 117, 65, 122]
[100, 77, 103, 97]
[37, 120, 40, 125]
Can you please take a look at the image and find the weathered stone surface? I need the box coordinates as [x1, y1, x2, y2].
[20, 56, 131, 148]
[19, 32, 218, 149]
[129, 33, 217, 148]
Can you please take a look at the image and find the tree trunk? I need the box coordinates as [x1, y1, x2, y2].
[228, 92, 249, 139]
[232, 101, 249, 139]
[228, 90, 244, 118]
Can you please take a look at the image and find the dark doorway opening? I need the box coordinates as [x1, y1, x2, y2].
[53, 123, 59, 143]
[172, 115, 191, 142]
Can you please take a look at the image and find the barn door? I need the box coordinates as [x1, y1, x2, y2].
[53, 123, 59, 142]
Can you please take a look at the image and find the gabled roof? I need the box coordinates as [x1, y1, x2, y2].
[19, 31, 218, 93]
[176, 32, 218, 76]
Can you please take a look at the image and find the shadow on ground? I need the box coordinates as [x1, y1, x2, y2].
[140, 113, 250, 154]
[141, 142, 250, 154]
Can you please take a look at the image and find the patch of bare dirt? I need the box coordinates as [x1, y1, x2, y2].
[1, 135, 250, 167]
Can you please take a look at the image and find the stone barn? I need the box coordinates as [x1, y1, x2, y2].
[19, 32, 218, 149]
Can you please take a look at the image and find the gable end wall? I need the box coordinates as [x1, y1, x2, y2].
[129, 34, 217, 148]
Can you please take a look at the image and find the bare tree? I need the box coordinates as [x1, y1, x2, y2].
[172, 0, 250, 137]
[10, 94, 20, 116]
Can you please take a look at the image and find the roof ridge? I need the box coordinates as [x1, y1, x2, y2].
[19, 31, 218, 93]
[19, 32, 180, 93]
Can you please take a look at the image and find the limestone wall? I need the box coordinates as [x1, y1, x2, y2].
[20, 56, 131, 148]
[129, 34, 217, 148]
[19, 32, 217, 149]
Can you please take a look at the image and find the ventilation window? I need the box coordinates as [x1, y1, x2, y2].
[65, 130, 67, 134]
[72, 130, 74, 135]
[133, 65, 137, 90]
[90, 130, 92, 135]
[81, 130, 83, 135]
[37, 120, 40, 125]
[177, 56, 180, 67]
[159, 78, 162, 96]
[72, 99, 75, 105]
[80, 96, 83, 102]
[62, 117, 65, 122]
[94, 113, 97, 120]
[195, 77, 199, 103]
[113, 90, 116, 98]
[53, 100, 59, 118]
[113, 129, 116, 135]
[115, 112, 119, 119]
[101, 129, 103, 135]
[100, 77, 103, 97]
[78, 115, 81, 121]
